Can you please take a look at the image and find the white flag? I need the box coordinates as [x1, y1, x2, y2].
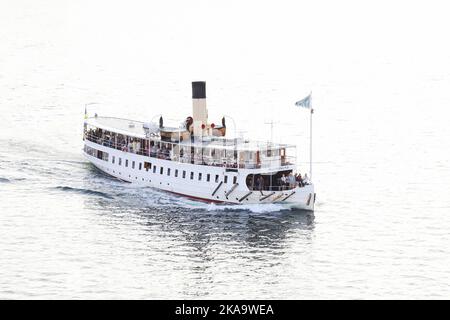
[295, 93, 312, 109]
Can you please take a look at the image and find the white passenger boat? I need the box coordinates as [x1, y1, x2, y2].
[83, 82, 315, 210]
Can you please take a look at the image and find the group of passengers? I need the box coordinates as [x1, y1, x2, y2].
[86, 127, 176, 160]
[251, 172, 310, 192]
[280, 172, 310, 189]
[122, 138, 142, 154]
[86, 128, 146, 155]
[254, 176, 266, 191]
[150, 143, 171, 160]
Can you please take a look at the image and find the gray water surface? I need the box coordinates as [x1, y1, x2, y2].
[1, 0, 449, 299]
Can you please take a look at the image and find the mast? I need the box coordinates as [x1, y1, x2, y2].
[310, 105, 313, 181]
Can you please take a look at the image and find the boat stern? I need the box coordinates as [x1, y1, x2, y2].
[282, 184, 316, 211]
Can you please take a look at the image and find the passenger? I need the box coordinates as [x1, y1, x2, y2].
[280, 174, 287, 189]
[296, 173, 304, 187]
[260, 176, 265, 191]
[288, 173, 295, 188]
[136, 140, 141, 154]
[255, 176, 261, 191]
[303, 173, 310, 185]
[150, 145, 156, 157]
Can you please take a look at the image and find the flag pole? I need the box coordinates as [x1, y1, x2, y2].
[295, 93, 313, 181]
[310, 103, 313, 181]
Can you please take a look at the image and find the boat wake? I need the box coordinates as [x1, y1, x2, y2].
[114, 184, 297, 214]
[57, 163, 310, 214]
[205, 202, 293, 213]
[54, 186, 114, 199]
[0, 177, 11, 183]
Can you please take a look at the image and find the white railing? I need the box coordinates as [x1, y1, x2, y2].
[84, 132, 296, 170]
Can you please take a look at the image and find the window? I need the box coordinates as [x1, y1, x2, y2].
[125, 159, 128, 167]
[182, 170, 186, 179]
[233, 176, 237, 184]
[93, 150, 108, 162]
[175, 169, 178, 177]
[206, 174, 210, 182]
[215, 175, 219, 183]
[198, 173, 202, 181]
[224, 176, 228, 184]
[132, 161, 135, 169]
[112, 156, 115, 164]
[153, 166, 157, 173]
[160, 167, 163, 175]
[144, 162, 151, 171]
[167, 168, 171, 176]
[119, 158, 122, 166]
[139, 162, 142, 170]
[190, 172, 194, 180]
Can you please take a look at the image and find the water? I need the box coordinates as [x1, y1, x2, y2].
[1, 0, 450, 299]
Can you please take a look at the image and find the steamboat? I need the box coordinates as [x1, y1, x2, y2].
[82, 82, 315, 210]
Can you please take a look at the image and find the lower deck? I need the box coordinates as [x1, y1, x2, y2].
[83, 140, 315, 210]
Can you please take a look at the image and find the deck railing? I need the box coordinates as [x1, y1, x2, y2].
[84, 133, 296, 170]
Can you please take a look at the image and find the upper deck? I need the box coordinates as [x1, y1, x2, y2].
[84, 116, 297, 171]
[85, 116, 295, 152]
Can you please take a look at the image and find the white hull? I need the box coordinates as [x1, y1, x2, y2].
[83, 140, 315, 210]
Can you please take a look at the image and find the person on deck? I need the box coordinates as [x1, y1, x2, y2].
[127, 139, 132, 153]
[255, 176, 261, 191]
[259, 176, 265, 191]
[280, 174, 287, 189]
[288, 172, 295, 188]
[136, 140, 141, 154]
[303, 173, 310, 185]
[296, 173, 304, 187]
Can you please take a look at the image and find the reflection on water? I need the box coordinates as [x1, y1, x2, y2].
[84, 165, 315, 251]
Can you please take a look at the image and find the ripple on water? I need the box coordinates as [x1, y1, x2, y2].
[53, 186, 114, 199]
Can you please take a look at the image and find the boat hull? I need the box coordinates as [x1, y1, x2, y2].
[83, 140, 315, 211]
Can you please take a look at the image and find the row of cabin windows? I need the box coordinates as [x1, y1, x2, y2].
[111, 155, 237, 184]
[85, 145, 108, 161]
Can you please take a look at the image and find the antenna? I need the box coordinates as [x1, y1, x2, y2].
[264, 120, 279, 143]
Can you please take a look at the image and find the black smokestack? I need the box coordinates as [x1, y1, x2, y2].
[192, 81, 206, 99]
